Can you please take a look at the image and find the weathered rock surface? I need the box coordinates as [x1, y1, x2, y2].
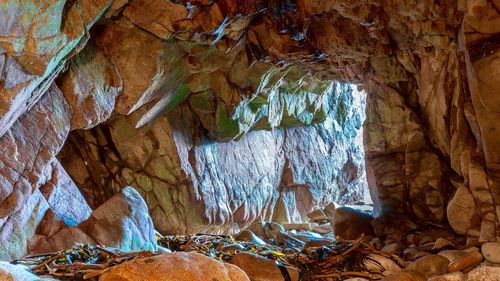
[465, 264, 500, 281]
[58, 84, 368, 234]
[0, 85, 71, 260]
[0, 0, 112, 138]
[99, 252, 250, 281]
[229, 252, 299, 281]
[0, 261, 53, 281]
[332, 207, 374, 239]
[405, 255, 450, 278]
[447, 250, 483, 272]
[481, 242, 500, 264]
[381, 271, 426, 281]
[29, 187, 157, 254]
[0, 0, 499, 262]
[429, 272, 464, 281]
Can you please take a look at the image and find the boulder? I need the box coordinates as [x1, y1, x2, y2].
[30, 187, 157, 254]
[405, 255, 449, 278]
[99, 252, 250, 281]
[438, 247, 479, 262]
[0, 261, 54, 281]
[229, 252, 299, 281]
[446, 186, 477, 235]
[447, 250, 483, 272]
[235, 230, 266, 245]
[332, 207, 374, 240]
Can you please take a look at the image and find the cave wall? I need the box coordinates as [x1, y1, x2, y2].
[57, 83, 367, 234]
[0, 0, 499, 259]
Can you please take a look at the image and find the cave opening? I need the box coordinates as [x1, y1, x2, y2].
[56, 81, 372, 235]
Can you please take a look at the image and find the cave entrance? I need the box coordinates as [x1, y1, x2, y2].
[57, 82, 372, 234]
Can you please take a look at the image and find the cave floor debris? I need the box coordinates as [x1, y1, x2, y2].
[15, 233, 392, 281]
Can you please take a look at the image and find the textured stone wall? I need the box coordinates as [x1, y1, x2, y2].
[0, 0, 499, 259]
[58, 83, 368, 234]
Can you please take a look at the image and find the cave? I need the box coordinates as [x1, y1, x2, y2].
[0, 0, 500, 280]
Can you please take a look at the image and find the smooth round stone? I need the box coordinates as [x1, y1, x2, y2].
[438, 247, 479, 262]
[405, 255, 449, 278]
[447, 250, 483, 272]
[235, 230, 266, 245]
[365, 254, 401, 275]
[481, 242, 500, 264]
[428, 272, 464, 281]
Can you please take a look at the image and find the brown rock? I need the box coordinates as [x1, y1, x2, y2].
[99, 252, 250, 281]
[365, 254, 401, 276]
[235, 230, 266, 245]
[381, 242, 404, 254]
[0, 85, 71, 260]
[438, 248, 479, 262]
[405, 255, 449, 278]
[323, 202, 337, 217]
[307, 208, 329, 222]
[481, 242, 500, 264]
[303, 238, 333, 249]
[30, 187, 157, 254]
[446, 186, 477, 235]
[465, 264, 500, 281]
[428, 272, 464, 281]
[332, 207, 374, 240]
[433, 238, 455, 250]
[447, 250, 483, 272]
[229, 253, 299, 281]
[381, 271, 426, 281]
[57, 39, 122, 129]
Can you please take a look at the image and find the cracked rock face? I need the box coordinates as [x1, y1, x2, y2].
[0, 0, 499, 259]
[58, 83, 367, 234]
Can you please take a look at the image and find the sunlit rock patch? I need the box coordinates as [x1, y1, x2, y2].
[58, 82, 369, 234]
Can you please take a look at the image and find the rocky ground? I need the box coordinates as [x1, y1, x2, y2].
[2, 199, 500, 281]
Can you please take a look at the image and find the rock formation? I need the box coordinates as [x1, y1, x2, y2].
[0, 0, 499, 269]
